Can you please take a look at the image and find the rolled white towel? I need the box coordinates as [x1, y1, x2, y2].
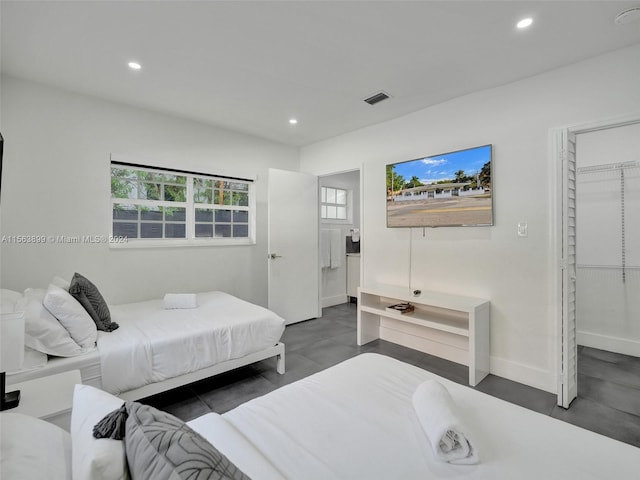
[163, 293, 198, 309]
[412, 380, 479, 465]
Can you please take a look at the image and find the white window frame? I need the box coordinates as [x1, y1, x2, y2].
[110, 162, 256, 248]
[320, 186, 351, 223]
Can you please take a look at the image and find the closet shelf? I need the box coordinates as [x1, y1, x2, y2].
[577, 264, 640, 271]
[577, 160, 639, 174]
[577, 159, 637, 283]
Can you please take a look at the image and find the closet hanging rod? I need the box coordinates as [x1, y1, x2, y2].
[577, 160, 639, 174]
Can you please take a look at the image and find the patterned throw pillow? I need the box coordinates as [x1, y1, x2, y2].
[69, 272, 119, 332]
[94, 402, 251, 480]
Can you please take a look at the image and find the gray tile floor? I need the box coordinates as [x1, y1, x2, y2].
[145, 303, 640, 448]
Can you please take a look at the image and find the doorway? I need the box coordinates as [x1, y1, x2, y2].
[318, 169, 361, 309]
[575, 123, 640, 356]
[554, 115, 640, 408]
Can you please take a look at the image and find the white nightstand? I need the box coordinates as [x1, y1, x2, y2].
[7, 370, 81, 431]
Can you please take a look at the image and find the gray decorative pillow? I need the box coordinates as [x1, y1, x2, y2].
[69, 272, 118, 332]
[95, 402, 251, 480]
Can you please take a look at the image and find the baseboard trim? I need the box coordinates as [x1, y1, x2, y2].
[490, 356, 557, 394]
[322, 294, 348, 308]
[578, 331, 640, 357]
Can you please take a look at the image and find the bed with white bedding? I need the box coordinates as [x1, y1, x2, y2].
[2, 353, 639, 480]
[100, 291, 285, 396]
[6, 290, 285, 400]
[185, 353, 640, 479]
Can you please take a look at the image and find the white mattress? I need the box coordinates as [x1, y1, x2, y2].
[8, 292, 285, 396]
[100, 291, 285, 394]
[189, 353, 640, 480]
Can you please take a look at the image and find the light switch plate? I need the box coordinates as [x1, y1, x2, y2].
[517, 222, 528, 237]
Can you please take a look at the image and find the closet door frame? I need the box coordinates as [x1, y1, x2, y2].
[551, 113, 640, 408]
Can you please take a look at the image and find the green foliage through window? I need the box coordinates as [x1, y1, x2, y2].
[111, 164, 253, 243]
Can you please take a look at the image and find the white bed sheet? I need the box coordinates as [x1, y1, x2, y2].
[187, 413, 285, 480]
[9, 292, 285, 396]
[188, 353, 640, 480]
[100, 291, 285, 394]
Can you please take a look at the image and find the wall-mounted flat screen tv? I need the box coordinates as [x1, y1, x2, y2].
[386, 144, 493, 228]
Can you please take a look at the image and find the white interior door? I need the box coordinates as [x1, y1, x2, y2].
[559, 129, 578, 408]
[268, 168, 319, 324]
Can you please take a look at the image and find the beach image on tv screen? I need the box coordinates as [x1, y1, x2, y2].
[386, 144, 492, 228]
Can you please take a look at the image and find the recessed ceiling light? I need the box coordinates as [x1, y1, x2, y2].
[289, 118, 298, 125]
[128, 61, 142, 70]
[516, 17, 533, 29]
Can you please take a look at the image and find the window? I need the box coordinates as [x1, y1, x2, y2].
[321, 186, 348, 221]
[110, 163, 255, 246]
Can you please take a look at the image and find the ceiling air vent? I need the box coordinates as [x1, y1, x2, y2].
[364, 91, 391, 106]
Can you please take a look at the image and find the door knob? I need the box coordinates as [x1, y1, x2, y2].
[268, 253, 282, 259]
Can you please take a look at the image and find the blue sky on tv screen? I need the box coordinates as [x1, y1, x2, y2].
[392, 144, 491, 184]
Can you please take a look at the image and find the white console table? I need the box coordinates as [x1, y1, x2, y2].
[357, 284, 490, 386]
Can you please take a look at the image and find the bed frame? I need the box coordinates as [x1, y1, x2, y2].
[8, 342, 285, 401]
[120, 342, 285, 400]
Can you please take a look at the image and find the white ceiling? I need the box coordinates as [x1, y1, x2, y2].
[2, 1, 640, 147]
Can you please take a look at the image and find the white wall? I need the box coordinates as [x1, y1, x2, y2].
[575, 123, 640, 356]
[0, 76, 299, 306]
[320, 170, 360, 307]
[300, 44, 640, 392]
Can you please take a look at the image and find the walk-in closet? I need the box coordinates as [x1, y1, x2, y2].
[575, 123, 639, 357]
[573, 121, 640, 427]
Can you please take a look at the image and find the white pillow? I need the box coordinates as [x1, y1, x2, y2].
[163, 293, 198, 309]
[0, 412, 72, 480]
[0, 288, 23, 313]
[15, 288, 85, 357]
[52, 276, 71, 291]
[44, 284, 98, 349]
[71, 384, 129, 480]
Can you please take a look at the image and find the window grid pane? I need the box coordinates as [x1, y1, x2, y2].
[192, 206, 249, 239]
[320, 187, 348, 220]
[112, 165, 253, 243]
